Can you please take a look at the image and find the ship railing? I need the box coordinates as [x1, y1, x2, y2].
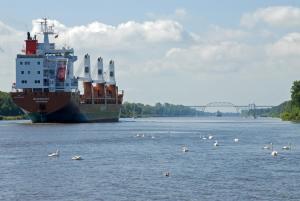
[80, 97, 122, 104]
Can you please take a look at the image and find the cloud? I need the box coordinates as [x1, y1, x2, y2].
[163, 41, 260, 74]
[174, 8, 187, 19]
[241, 6, 300, 28]
[31, 19, 183, 51]
[267, 32, 300, 57]
[146, 8, 187, 21]
[1, 13, 300, 104]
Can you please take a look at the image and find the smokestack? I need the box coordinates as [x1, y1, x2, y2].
[95, 57, 104, 83]
[84, 54, 91, 81]
[106, 60, 116, 85]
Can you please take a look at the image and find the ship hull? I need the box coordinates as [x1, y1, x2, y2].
[27, 103, 121, 123]
[11, 92, 122, 123]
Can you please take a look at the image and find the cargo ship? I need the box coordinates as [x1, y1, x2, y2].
[11, 18, 123, 123]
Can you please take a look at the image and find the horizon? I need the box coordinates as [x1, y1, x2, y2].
[1, 0, 300, 105]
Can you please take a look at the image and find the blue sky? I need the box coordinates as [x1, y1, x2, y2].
[2, 0, 299, 28]
[1, 0, 300, 106]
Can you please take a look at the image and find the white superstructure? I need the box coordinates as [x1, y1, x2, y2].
[15, 18, 118, 93]
[15, 18, 78, 92]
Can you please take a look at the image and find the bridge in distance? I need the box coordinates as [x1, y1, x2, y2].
[187, 101, 275, 114]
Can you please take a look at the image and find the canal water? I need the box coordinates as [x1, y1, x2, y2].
[0, 117, 300, 201]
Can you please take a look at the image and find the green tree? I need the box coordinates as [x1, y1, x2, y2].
[291, 80, 300, 107]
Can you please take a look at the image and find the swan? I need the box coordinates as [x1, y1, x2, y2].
[271, 150, 278, 156]
[270, 143, 278, 157]
[234, 138, 239, 142]
[72, 155, 83, 160]
[208, 135, 214, 140]
[48, 149, 59, 157]
[263, 143, 272, 150]
[214, 140, 219, 146]
[202, 137, 207, 140]
[282, 143, 291, 150]
[164, 171, 170, 177]
[182, 146, 189, 152]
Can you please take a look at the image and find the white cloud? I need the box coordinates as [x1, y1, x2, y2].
[1, 13, 300, 104]
[241, 6, 300, 28]
[146, 8, 187, 21]
[31, 19, 183, 51]
[267, 32, 300, 58]
[164, 41, 260, 73]
[174, 8, 187, 19]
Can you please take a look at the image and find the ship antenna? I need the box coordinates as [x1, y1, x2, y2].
[39, 17, 55, 50]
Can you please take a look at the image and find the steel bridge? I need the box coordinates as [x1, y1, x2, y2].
[188, 101, 275, 117]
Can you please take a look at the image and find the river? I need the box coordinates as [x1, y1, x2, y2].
[0, 117, 300, 201]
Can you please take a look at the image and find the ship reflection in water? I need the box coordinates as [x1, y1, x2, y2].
[0, 117, 299, 200]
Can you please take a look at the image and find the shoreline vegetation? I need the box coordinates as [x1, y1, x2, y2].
[0, 81, 299, 121]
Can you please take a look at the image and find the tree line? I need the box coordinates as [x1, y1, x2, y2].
[0, 91, 201, 118]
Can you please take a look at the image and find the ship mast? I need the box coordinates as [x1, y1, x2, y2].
[40, 18, 54, 50]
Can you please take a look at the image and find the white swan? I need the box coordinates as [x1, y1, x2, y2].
[270, 143, 278, 157]
[263, 143, 272, 150]
[234, 138, 239, 142]
[208, 135, 214, 140]
[282, 143, 291, 150]
[182, 146, 189, 152]
[48, 149, 59, 157]
[271, 150, 278, 156]
[72, 155, 83, 160]
[214, 140, 219, 146]
[164, 171, 170, 177]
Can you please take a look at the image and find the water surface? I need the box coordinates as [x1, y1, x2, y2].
[0, 117, 300, 201]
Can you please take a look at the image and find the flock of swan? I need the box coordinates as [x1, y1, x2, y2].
[135, 132, 294, 176]
[263, 142, 292, 157]
[48, 149, 83, 160]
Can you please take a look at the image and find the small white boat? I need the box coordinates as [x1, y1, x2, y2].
[234, 138, 239, 142]
[214, 140, 219, 146]
[48, 149, 59, 157]
[182, 146, 189, 152]
[72, 155, 83, 160]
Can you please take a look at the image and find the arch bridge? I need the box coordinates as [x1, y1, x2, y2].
[188, 101, 274, 117]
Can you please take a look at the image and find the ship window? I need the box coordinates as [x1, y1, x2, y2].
[21, 80, 27, 84]
[25, 61, 30, 65]
[27, 71, 30, 74]
[20, 61, 23, 65]
[37, 71, 40, 74]
[110, 71, 114, 77]
[84, 67, 89, 73]
[98, 69, 102, 75]
[34, 80, 40, 84]
[37, 61, 41, 65]
[21, 71, 24, 74]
